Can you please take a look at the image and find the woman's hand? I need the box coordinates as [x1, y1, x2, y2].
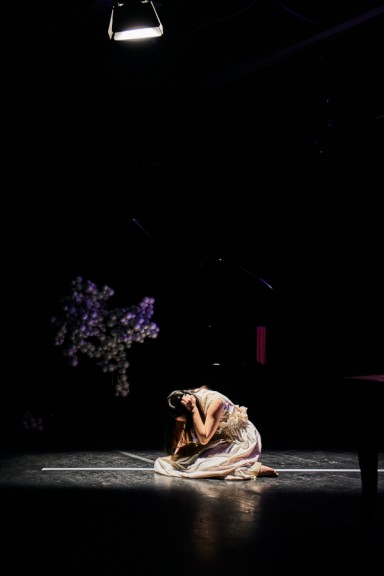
[181, 394, 196, 412]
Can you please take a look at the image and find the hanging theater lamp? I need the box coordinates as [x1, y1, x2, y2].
[108, 0, 164, 41]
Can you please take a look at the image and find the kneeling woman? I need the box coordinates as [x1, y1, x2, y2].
[154, 386, 278, 481]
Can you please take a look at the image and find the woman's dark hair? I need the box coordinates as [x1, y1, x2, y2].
[166, 390, 190, 418]
[163, 389, 204, 455]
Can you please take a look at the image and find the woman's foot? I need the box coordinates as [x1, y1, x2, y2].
[258, 465, 279, 477]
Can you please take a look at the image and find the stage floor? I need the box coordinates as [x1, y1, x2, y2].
[1, 449, 383, 575]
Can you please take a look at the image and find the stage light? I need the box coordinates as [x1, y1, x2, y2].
[108, 1, 164, 41]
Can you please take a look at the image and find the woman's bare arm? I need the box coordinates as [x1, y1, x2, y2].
[182, 394, 224, 445]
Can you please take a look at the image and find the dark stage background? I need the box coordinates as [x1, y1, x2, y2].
[2, 1, 384, 452]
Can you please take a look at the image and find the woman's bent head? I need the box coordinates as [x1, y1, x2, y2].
[167, 390, 189, 419]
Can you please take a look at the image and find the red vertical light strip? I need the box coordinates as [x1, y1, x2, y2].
[256, 326, 267, 364]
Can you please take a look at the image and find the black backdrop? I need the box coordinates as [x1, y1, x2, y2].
[3, 1, 384, 451]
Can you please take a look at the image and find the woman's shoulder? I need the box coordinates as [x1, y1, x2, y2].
[196, 388, 233, 408]
[187, 385, 209, 392]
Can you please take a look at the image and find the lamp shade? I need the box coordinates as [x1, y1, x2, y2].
[108, 1, 164, 41]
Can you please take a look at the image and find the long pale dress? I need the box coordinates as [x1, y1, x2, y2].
[154, 388, 263, 481]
